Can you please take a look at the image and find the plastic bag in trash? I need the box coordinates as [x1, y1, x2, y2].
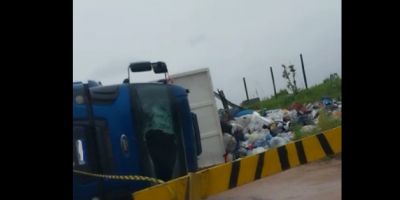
[253, 136, 268, 148]
[311, 109, 319, 119]
[288, 110, 298, 122]
[230, 121, 244, 134]
[240, 140, 249, 149]
[247, 113, 273, 132]
[306, 103, 313, 111]
[265, 132, 273, 141]
[257, 128, 271, 135]
[226, 121, 246, 145]
[277, 132, 294, 141]
[283, 121, 290, 131]
[234, 112, 273, 133]
[270, 120, 290, 135]
[244, 133, 250, 140]
[238, 147, 248, 157]
[314, 117, 319, 125]
[270, 125, 285, 136]
[265, 109, 290, 122]
[234, 114, 253, 132]
[301, 125, 317, 133]
[247, 147, 266, 156]
[223, 133, 237, 153]
[322, 97, 333, 106]
[269, 136, 289, 148]
[247, 132, 265, 144]
[234, 109, 255, 118]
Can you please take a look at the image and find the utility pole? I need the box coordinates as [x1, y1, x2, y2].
[300, 53, 308, 89]
[243, 77, 249, 101]
[269, 66, 277, 97]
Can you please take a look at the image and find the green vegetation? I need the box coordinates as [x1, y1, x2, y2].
[246, 74, 341, 110]
[291, 109, 341, 140]
[244, 73, 341, 139]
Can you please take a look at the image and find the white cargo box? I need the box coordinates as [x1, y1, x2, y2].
[169, 68, 225, 168]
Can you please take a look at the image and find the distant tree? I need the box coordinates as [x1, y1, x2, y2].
[330, 73, 339, 80]
[282, 64, 298, 94]
[276, 89, 289, 97]
[324, 73, 340, 83]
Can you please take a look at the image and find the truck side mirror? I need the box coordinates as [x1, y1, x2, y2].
[127, 61, 169, 84]
[129, 62, 152, 72]
[152, 62, 168, 74]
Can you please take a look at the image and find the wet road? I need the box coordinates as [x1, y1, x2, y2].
[207, 156, 341, 200]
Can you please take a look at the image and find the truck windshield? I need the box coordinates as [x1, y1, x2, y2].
[139, 89, 174, 136]
[131, 83, 187, 181]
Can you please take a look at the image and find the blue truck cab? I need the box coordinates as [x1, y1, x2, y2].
[73, 62, 202, 200]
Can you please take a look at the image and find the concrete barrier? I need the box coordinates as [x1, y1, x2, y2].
[133, 126, 341, 200]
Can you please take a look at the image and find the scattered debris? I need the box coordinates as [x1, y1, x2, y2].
[219, 96, 341, 161]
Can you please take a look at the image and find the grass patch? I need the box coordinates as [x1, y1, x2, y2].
[292, 109, 341, 140]
[246, 76, 341, 110]
[243, 74, 341, 140]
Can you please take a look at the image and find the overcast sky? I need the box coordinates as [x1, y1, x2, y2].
[73, 0, 341, 105]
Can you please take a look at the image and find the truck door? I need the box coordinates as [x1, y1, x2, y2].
[73, 124, 102, 200]
[89, 84, 148, 199]
[130, 83, 188, 181]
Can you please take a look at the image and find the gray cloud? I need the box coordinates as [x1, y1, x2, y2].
[74, 0, 341, 105]
[187, 34, 207, 47]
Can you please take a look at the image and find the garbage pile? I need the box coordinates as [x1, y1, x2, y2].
[220, 96, 341, 162]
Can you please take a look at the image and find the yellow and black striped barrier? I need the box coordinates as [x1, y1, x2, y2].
[133, 126, 341, 200]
